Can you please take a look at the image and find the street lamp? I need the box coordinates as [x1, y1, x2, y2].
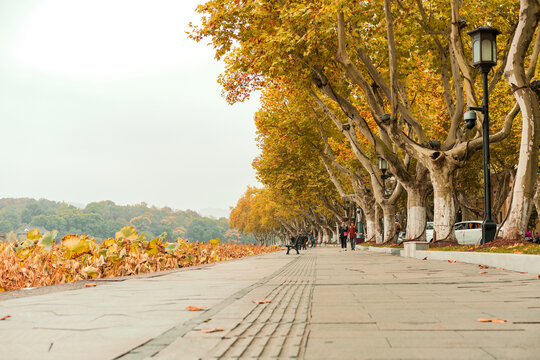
[466, 25, 501, 245]
[378, 157, 392, 195]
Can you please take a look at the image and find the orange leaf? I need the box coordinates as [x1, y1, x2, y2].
[85, 283, 97, 287]
[476, 318, 506, 323]
[186, 306, 207, 311]
[479, 290, 491, 293]
[252, 299, 272, 304]
[479, 265, 489, 269]
[479, 271, 487, 274]
[201, 327, 224, 333]
[0, 315, 11, 320]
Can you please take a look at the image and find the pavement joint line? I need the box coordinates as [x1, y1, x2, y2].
[113, 254, 304, 359]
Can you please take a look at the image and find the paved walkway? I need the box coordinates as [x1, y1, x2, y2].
[1, 248, 540, 359]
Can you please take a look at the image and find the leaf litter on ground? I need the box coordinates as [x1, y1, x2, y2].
[200, 327, 224, 333]
[477, 318, 507, 323]
[253, 299, 273, 304]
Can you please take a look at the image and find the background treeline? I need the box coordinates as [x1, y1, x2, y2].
[0, 198, 254, 244]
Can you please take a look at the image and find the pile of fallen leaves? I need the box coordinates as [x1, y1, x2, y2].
[0, 226, 279, 292]
[429, 239, 540, 254]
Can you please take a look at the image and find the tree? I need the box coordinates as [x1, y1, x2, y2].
[499, 0, 540, 239]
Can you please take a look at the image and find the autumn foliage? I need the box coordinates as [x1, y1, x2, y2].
[0, 227, 279, 292]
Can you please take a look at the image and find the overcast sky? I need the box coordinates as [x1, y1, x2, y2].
[0, 0, 261, 215]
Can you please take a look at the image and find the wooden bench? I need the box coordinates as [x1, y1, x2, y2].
[285, 237, 302, 255]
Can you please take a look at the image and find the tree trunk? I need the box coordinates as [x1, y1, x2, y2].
[405, 186, 427, 241]
[364, 207, 377, 243]
[499, 0, 540, 239]
[430, 164, 456, 241]
[381, 204, 397, 243]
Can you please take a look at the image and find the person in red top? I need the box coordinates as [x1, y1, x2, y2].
[348, 222, 358, 251]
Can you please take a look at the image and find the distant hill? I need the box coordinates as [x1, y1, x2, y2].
[0, 198, 253, 244]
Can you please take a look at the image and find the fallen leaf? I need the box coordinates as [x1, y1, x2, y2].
[520, 272, 528, 274]
[495, 267, 503, 270]
[447, 260, 458, 263]
[537, 275, 540, 279]
[0, 315, 11, 320]
[476, 318, 492, 322]
[252, 299, 272, 304]
[85, 283, 97, 287]
[479, 290, 491, 293]
[479, 265, 489, 269]
[422, 257, 427, 260]
[476, 318, 507, 323]
[200, 327, 224, 333]
[186, 306, 207, 311]
[479, 271, 487, 274]
[486, 275, 492, 277]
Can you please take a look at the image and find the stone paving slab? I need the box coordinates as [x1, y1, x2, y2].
[1, 248, 540, 359]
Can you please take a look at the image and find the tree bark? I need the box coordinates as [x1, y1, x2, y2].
[405, 186, 427, 241]
[381, 203, 397, 243]
[429, 153, 457, 241]
[499, 0, 540, 239]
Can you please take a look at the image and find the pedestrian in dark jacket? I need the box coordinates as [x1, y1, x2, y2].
[339, 222, 348, 250]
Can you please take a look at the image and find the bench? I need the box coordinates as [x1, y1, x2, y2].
[285, 237, 302, 255]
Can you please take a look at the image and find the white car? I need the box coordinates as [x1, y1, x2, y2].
[454, 221, 484, 245]
[425, 222, 434, 242]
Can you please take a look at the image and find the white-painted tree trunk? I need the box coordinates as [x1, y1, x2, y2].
[431, 170, 456, 241]
[405, 187, 427, 241]
[364, 209, 377, 243]
[381, 204, 396, 243]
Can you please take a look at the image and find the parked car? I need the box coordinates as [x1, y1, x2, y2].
[425, 222, 434, 242]
[454, 220, 485, 245]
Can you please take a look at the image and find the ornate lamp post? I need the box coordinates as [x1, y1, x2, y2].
[464, 25, 501, 245]
[378, 157, 392, 196]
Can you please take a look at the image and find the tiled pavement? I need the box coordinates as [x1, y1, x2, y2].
[1, 248, 539, 359]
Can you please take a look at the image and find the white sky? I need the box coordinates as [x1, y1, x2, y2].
[0, 0, 260, 214]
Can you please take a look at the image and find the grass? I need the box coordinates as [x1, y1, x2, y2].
[429, 243, 540, 255]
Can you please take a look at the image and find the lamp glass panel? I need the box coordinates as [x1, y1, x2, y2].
[481, 39, 492, 62]
[492, 41, 497, 63]
[472, 38, 480, 63]
[378, 157, 388, 170]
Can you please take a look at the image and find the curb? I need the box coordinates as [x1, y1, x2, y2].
[362, 244, 540, 274]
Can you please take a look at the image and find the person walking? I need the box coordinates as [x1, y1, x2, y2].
[348, 222, 358, 251]
[310, 233, 316, 248]
[339, 221, 348, 250]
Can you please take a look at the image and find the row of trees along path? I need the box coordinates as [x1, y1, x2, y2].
[190, 0, 540, 244]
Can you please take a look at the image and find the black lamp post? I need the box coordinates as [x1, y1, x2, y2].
[378, 157, 391, 196]
[465, 25, 501, 245]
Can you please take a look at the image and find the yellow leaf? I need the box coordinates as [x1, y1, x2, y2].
[115, 226, 138, 241]
[61, 235, 89, 258]
[27, 228, 41, 240]
[83, 266, 99, 277]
